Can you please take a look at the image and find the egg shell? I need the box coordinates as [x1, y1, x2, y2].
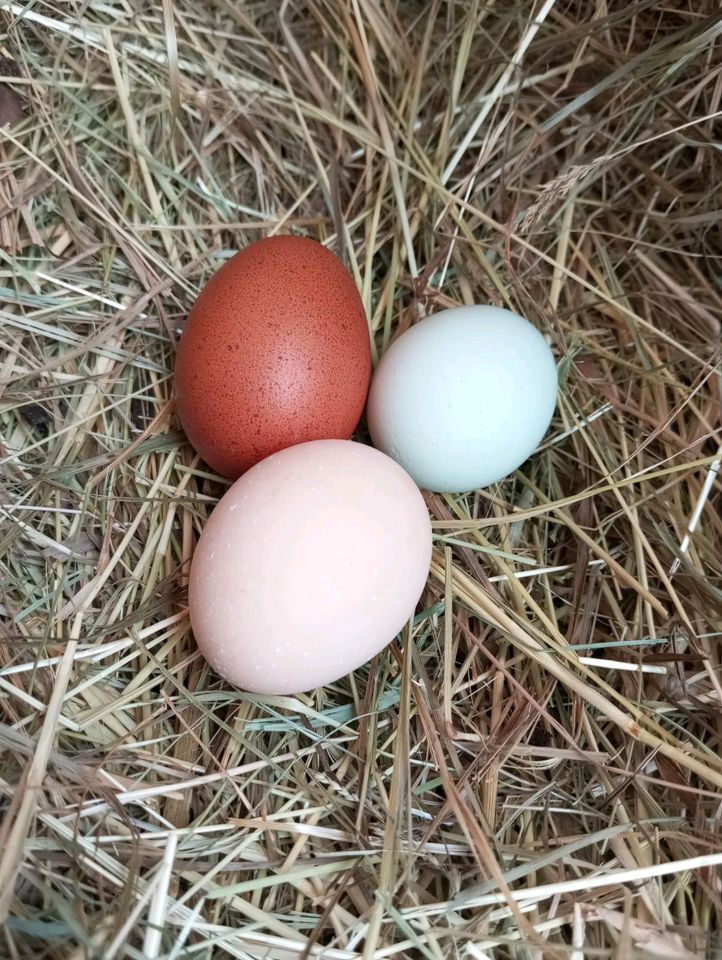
[367, 305, 558, 493]
[175, 236, 372, 478]
[189, 440, 432, 694]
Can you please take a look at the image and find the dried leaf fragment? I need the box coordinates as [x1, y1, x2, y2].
[0, 57, 24, 129]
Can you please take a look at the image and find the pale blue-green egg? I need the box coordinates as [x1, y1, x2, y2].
[367, 305, 558, 493]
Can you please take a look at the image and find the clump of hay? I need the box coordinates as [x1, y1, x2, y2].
[1, 3, 721, 958]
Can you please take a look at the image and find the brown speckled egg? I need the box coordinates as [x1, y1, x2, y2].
[175, 236, 372, 478]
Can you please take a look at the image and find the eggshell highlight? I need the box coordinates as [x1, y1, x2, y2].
[367, 305, 558, 493]
[175, 236, 372, 478]
[189, 440, 432, 694]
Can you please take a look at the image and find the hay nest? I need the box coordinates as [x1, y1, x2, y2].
[1, 2, 721, 957]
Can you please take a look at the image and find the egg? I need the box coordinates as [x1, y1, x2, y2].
[175, 236, 372, 478]
[367, 305, 557, 493]
[189, 440, 432, 694]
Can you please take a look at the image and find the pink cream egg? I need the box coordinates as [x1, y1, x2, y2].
[189, 440, 432, 694]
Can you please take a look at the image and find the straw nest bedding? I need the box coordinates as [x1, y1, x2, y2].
[0, 2, 721, 958]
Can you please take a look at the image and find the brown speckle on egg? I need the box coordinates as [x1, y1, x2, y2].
[175, 235, 372, 478]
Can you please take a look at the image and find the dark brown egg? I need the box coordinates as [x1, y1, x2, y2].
[175, 236, 372, 478]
